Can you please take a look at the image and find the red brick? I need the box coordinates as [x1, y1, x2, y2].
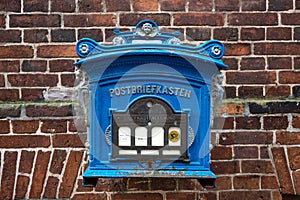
[264, 116, 288, 130]
[267, 27, 292, 40]
[78, 29, 103, 42]
[0, 89, 19, 101]
[120, 14, 171, 26]
[150, 178, 176, 190]
[279, 71, 300, 84]
[51, 29, 76, 42]
[0, 0, 21, 12]
[50, 149, 67, 174]
[73, 193, 107, 200]
[0, 75, 4, 87]
[211, 176, 232, 190]
[224, 43, 251, 56]
[255, 42, 300, 55]
[226, 71, 276, 84]
[43, 176, 59, 199]
[178, 179, 202, 190]
[64, 14, 115, 27]
[61, 73, 75, 87]
[166, 192, 196, 200]
[0, 135, 50, 148]
[37, 45, 76, 58]
[220, 191, 271, 200]
[161, 0, 185, 11]
[234, 146, 258, 159]
[0, 120, 9, 133]
[269, 0, 293, 11]
[29, 151, 51, 199]
[219, 132, 273, 145]
[215, 0, 239, 11]
[0, 46, 33, 58]
[233, 175, 259, 189]
[8, 74, 58, 87]
[297, 0, 300, 9]
[105, 0, 130, 11]
[21, 89, 44, 101]
[15, 175, 30, 199]
[19, 150, 35, 174]
[268, 57, 292, 69]
[212, 117, 234, 129]
[211, 146, 232, 160]
[261, 146, 270, 159]
[265, 86, 291, 98]
[174, 13, 224, 26]
[211, 161, 240, 175]
[59, 151, 83, 198]
[0, 61, 19, 72]
[52, 134, 85, 148]
[228, 13, 277, 25]
[41, 119, 67, 133]
[12, 120, 39, 133]
[236, 116, 261, 130]
[293, 171, 300, 195]
[241, 28, 265, 41]
[271, 147, 294, 194]
[51, 0, 75, 12]
[242, 160, 274, 173]
[26, 105, 73, 117]
[24, 0, 48, 12]
[188, 0, 213, 11]
[0, 152, 17, 200]
[217, 103, 244, 115]
[127, 178, 150, 191]
[240, 57, 265, 70]
[0, 30, 21, 43]
[0, 106, 21, 118]
[293, 116, 300, 128]
[186, 28, 211, 41]
[224, 86, 237, 98]
[49, 59, 74, 72]
[213, 28, 238, 41]
[112, 193, 163, 200]
[78, 0, 103, 12]
[261, 176, 279, 189]
[242, 0, 266, 11]
[133, 0, 158, 11]
[0, 15, 5, 28]
[24, 29, 49, 43]
[287, 147, 300, 170]
[10, 14, 60, 27]
[238, 86, 263, 98]
[22, 60, 47, 72]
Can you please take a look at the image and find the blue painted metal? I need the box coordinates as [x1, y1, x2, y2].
[75, 20, 228, 187]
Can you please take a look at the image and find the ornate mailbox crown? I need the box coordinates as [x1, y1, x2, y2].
[75, 20, 228, 187]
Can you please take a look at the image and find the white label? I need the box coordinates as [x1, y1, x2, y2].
[119, 150, 137, 155]
[168, 127, 181, 146]
[141, 150, 159, 155]
[151, 127, 164, 146]
[162, 150, 181, 155]
[118, 127, 131, 146]
[135, 127, 148, 146]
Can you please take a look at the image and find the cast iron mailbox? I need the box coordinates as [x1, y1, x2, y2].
[75, 20, 228, 187]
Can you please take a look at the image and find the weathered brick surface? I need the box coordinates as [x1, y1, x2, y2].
[43, 176, 59, 199]
[24, 0, 48, 12]
[15, 175, 30, 199]
[112, 193, 163, 200]
[50, 149, 68, 174]
[24, 29, 49, 43]
[233, 175, 260, 189]
[0, 135, 50, 148]
[8, 74, 58, 87]
[133, 0, 158, 11]
[12, 120, 39, 133]
[161, 0, 185, 11]
[261, 176, 279, 189]
[19, 150, 35, 174]
[219, 132, 273, 145]
[0, 152, 17, 200]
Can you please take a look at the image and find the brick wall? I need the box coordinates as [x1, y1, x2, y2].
[0, 0, 299, 199]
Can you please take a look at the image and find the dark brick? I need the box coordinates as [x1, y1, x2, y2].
[0, 15, 5, 28]
[293, 86, 300, 97]
[150, 178, 176, 190]
[295, 27, 300, 40]
[105, 28, 130, 42]
[186, 28, 211, 41]
[0, 0, 21, 12]
[219, 132, 273, 145]
[266, 86, 290, 98]
[228, 13, 278, 25]
[78, 0, 103, 12]
[211, 161, 240, 175]
[24, 0, 48, 12]
[161, 0, 185, 11]
[61, 73, 75, 87]
[73, 193, 107, 200]
[261, 176, 279, 189]
[37, 45, 76, 58]
[51, 0, 75, 12]
[19, 150, 35, 174]
[0, 135, 50, 148]
[250, 102, 300, 114]
[43, 176, 59, 199]
[242, 0, 266, 11]
[211, 146, 232, 160]
[223, 58, 238, 70]
[26, 105, 73, 117]
[78, 29, 103, 42]
[233, 175, 259, 189]
[226, 72, 276, 84]
[128, 178, 150, 191]
[120, 13, 170, 26]
[8, 74, 58, 87]
[49, 59, 74, 72]
[76, 179, 93, 192]
[267, 27, 292, 40]
[0, 120, 9, 133]
[0, 61, 19, 72]
[224, 43, 251, 56]
[240, 57, 265, 70]
[241, 28, 265, 40]
[269, 0, 293, 10]
[297, 0, 300, 9]
[95, 178, 127, 191]
[178, 179, 203, 190]
[24, 29, 49, 43]
[234, 146, 258, 159]
[295, 57, 300, 69]
[10, 14, 60, 27]
[59, 151, 83, 198]
[22, 60, 47, 72]
[287, 147, 300, 170]
[0, 30, 21, 43]
[166, 192, 196, 200]
[293, 116, 300, 128]
[220, 191, 271, 200]
[213, 28, 238, 41]
[21, 89, 44, 101]
[52, 134, 85, 148]
[261, 146, 270, 159]
[0, 75, 4, 87]
[105, 0, 130, 11]
[41, 119, 67, 133]
[0, 46, 33, 58]
[15, 175, 30, 199]
[133, 0, 158, 11]
[238, 86, 263, 98]
[188, 0, 213, 11]
[236, 116, 261, 129]
[51, 29, 76, 42]
[280, 71, 300, 84]
[174, 13, 224, 26]
[276, 131, 300, 145]
[242, 160, 274, 173]
[224, 86, 237, 98]
[29, 151, 51, 199]
[0, 89, 19, 101]
[215, 0, 239, 11]
[112, 193, 163, 200]
[64, 14, 116, 27]
[12, 120, 39, 133]
[212, 117, 234, 129]
[264, 116, 288, 130]
[272, 147, 294, 194]
[282, 13, 300, 25]
[0, 152, 17, 200]
[210, 176, 231, 190]
[50, 149, 67, 174]
[268, 57, 292, 69]
[0, 106, 21, 118]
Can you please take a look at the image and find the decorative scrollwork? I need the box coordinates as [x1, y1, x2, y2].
[105, 125, 112, 145]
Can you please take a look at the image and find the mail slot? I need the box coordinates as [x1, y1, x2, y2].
[75, 20, 228, 187]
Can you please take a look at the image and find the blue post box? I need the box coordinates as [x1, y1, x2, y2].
[75, 20, 228, 187]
